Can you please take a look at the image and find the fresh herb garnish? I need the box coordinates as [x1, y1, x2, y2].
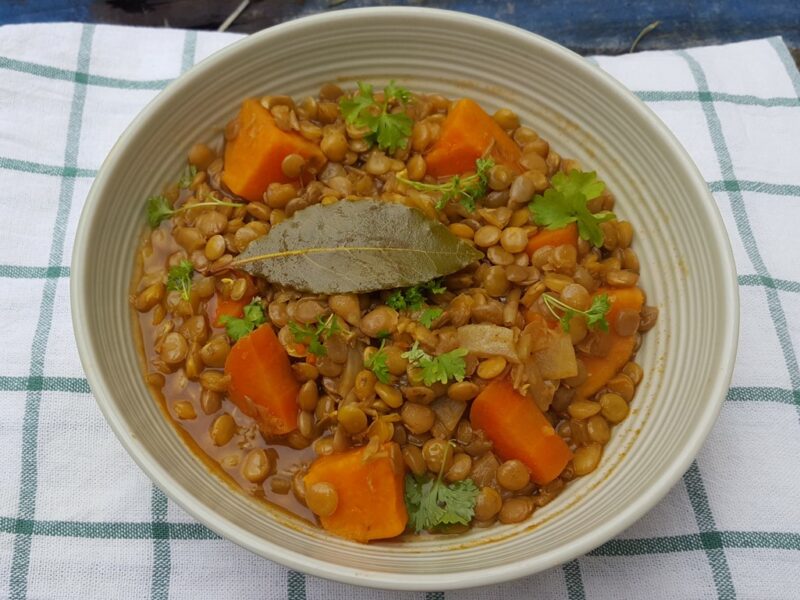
[404, 447, 479, 532]
[364, 340, 391, 384]
[147, 194, 243, 228]
[397, 157, 494, 212]
[177, 164, 197, 189]
[542, 293, 612, 333]
[288, 314, 341, 357]
[166, 260, 194, 301]
[386, 279, 446, 312]
[401, 342, 468, 386]
[418, 307, 444, 328]
[339, 81, 413, 153]
[528, 169, 615, 247]
[219, 298, 266, 342]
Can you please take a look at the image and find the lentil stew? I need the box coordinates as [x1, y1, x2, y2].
[132, 82, 658, 542]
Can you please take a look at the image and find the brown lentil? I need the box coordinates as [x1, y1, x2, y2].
[306, 482, 338, 517]
[241, 449, 271, 484]
[209, 413, 236, 446]
[499, 497, 534, 524]
[496, 459, 530, 491]
[599, 393, 629, 424]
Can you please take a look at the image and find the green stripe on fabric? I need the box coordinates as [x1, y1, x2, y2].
[563, 560, 586, 600]
[3, 47, 799, 109]
[0, 516, 217, 540]
[683, 462, 736, 599]
[151, 487, 170, 600]
[636, 90, 799, 107]
[0, 56, 170, 90]
[679, 49, 800, 418]
[707, 179, 800, 197]
[8, 24, 95, 600]
[592, 531, 800, 556]
[738, 274, 800, 294]
[726, 386, 798, 404]
[767, 37, 800, 98]
[181, 30, 197, 74]
[288, 571, 307, 600]
[0, 156, 97, 178]
[6, 511, 793, 552]
[425, 593, 444, 600]
[0, 265, 70, 279]
[0, 376, 91, 394]
[148, 31, 201, 600]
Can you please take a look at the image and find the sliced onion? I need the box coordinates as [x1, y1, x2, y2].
[456, 323, 519, 363]
[532, 330, 578, 380]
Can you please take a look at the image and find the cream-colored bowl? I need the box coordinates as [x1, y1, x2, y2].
[71, 7, 738, 590]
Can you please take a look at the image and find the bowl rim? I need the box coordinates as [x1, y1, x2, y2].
[71, 5, 739, 590]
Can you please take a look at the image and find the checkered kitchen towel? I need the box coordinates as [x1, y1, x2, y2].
[0, 22, 798, 600]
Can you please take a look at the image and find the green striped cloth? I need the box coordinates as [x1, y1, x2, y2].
[0, 22, 798, 600]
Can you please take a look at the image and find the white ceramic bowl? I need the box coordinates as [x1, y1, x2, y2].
[71, 7, 738, 590]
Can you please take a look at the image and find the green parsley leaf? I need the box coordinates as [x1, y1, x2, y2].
[542, 293, 612, 333]
[425, 279, 447, 295]
[384, 80, 412, 104]
[339, 80, 413, 153]
[166, 260, 194, 301]
[418, 307, 443, 328]
[219, 316, 253, 342]
[385, 279, 446, 312]
[219, 298, 267, 342]
[401, 342, 468, 386]
[404, 473, 479, 532]
[397, 157, 494, 212]
[584, 294, 612, 332]
[422, 347, 468, 385]
[385, 290, 407, 311]
[288, 321, 317, 353]
[177, 164, 197, 189]
[376, 111, 413, 154]
[364, 340, 391, 384]
[403, 286, 426, 311]
[339, 82, 375, 125]
[400, 341, 428, 364]
[553, 169, 604, 201]
[147, 195, 174, 228]
[288, 314, 341, 357]
[145, 193, 243, 228]
[528, 169, 615, 247]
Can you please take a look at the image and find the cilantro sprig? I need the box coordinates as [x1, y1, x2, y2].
[177, 164, 197, 189]
[364, 340, 391, 384]
[401, 342, 468, 386]
[147, 194, 243, 228]
[339, 81, 413, 153]
[386, 279, 446, 312]
[219, 298, 266, 342]
[397, 157, 494, 212]
[404, 444, 479, 532]
[418, 307, 444, 329]
[542, 293, 612, 333]
[528, 169, 615, 247]
[288, 314, 341, 357]
[166, 260, 194, 301]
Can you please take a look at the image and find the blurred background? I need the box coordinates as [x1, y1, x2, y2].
[2, 0, 798, 65]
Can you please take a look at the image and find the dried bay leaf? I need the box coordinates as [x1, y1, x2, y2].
[230, 199, 483, 294]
